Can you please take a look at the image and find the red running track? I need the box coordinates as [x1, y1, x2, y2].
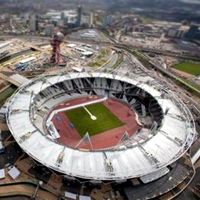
[50, 96, 141, 150]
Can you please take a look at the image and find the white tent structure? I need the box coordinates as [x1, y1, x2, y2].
[79, 195, 91, 200]
[0, 169, 5, 179]
[64, 191, 77, 199]
[8, 166, 21, 180]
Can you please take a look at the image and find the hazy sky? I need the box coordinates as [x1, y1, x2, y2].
[180, 0, 200, 3]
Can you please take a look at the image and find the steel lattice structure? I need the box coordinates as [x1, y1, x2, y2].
[50, 32, 64, 64]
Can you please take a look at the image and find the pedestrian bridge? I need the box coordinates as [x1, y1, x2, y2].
[0, 71, 29, 87]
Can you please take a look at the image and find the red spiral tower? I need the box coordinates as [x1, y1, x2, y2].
[50, 32, 64, 64]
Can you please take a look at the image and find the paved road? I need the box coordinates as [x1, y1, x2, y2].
[0, 183, 57, 200]
[1, 34, 200, 61]
[174, 166, 200, 200]
[0, 197, 30, 200]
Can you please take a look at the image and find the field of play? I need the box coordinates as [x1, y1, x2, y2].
[173, 62, 200, 76]
[64, 103, 124, 137]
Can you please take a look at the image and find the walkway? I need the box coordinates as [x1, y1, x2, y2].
[0, 72, 29, 87]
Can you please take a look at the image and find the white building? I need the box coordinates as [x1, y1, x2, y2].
[46, 10, 78, 26]
[0, 42, 10, 59]
[29, 14, 39, 32]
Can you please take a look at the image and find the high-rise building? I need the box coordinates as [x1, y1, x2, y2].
[184, 25, 200, 40]
[77, 5, 82, 27]
[102, 15, 112, 27]
[29, 14, 39, 32]
[89, 12, 94, 27]
[166, 25, 189, 39]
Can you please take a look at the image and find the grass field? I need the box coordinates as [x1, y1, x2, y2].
[64, 103, 124, 137]
[173, 62, 200, 76]
[141, 16, 155, 24]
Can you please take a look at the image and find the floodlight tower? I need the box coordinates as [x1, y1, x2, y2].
[50, 32, 64, 64]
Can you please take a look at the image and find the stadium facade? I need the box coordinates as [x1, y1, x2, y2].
[5, 71, 196, 199]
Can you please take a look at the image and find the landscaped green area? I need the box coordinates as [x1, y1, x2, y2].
[88, 49, 109, 67]
[141, 16, 155, 24]
[64, 103, 124, 137]
[173, 62, 200, 76]
[126, 48, 200, 97]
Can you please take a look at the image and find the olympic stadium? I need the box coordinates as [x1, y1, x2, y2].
[0, 28, 198, 200]
[4, 69, 197, 199]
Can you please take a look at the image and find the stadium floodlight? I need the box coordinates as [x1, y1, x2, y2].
[56, 147, 65, 167]
[165, 107, 170, 115]
[75, 132, 93, 150]
[117, 131, 130, 145]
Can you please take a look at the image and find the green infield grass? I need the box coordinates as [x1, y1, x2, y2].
[173, 62, 200, 76]
[64, 103, 124, 137]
